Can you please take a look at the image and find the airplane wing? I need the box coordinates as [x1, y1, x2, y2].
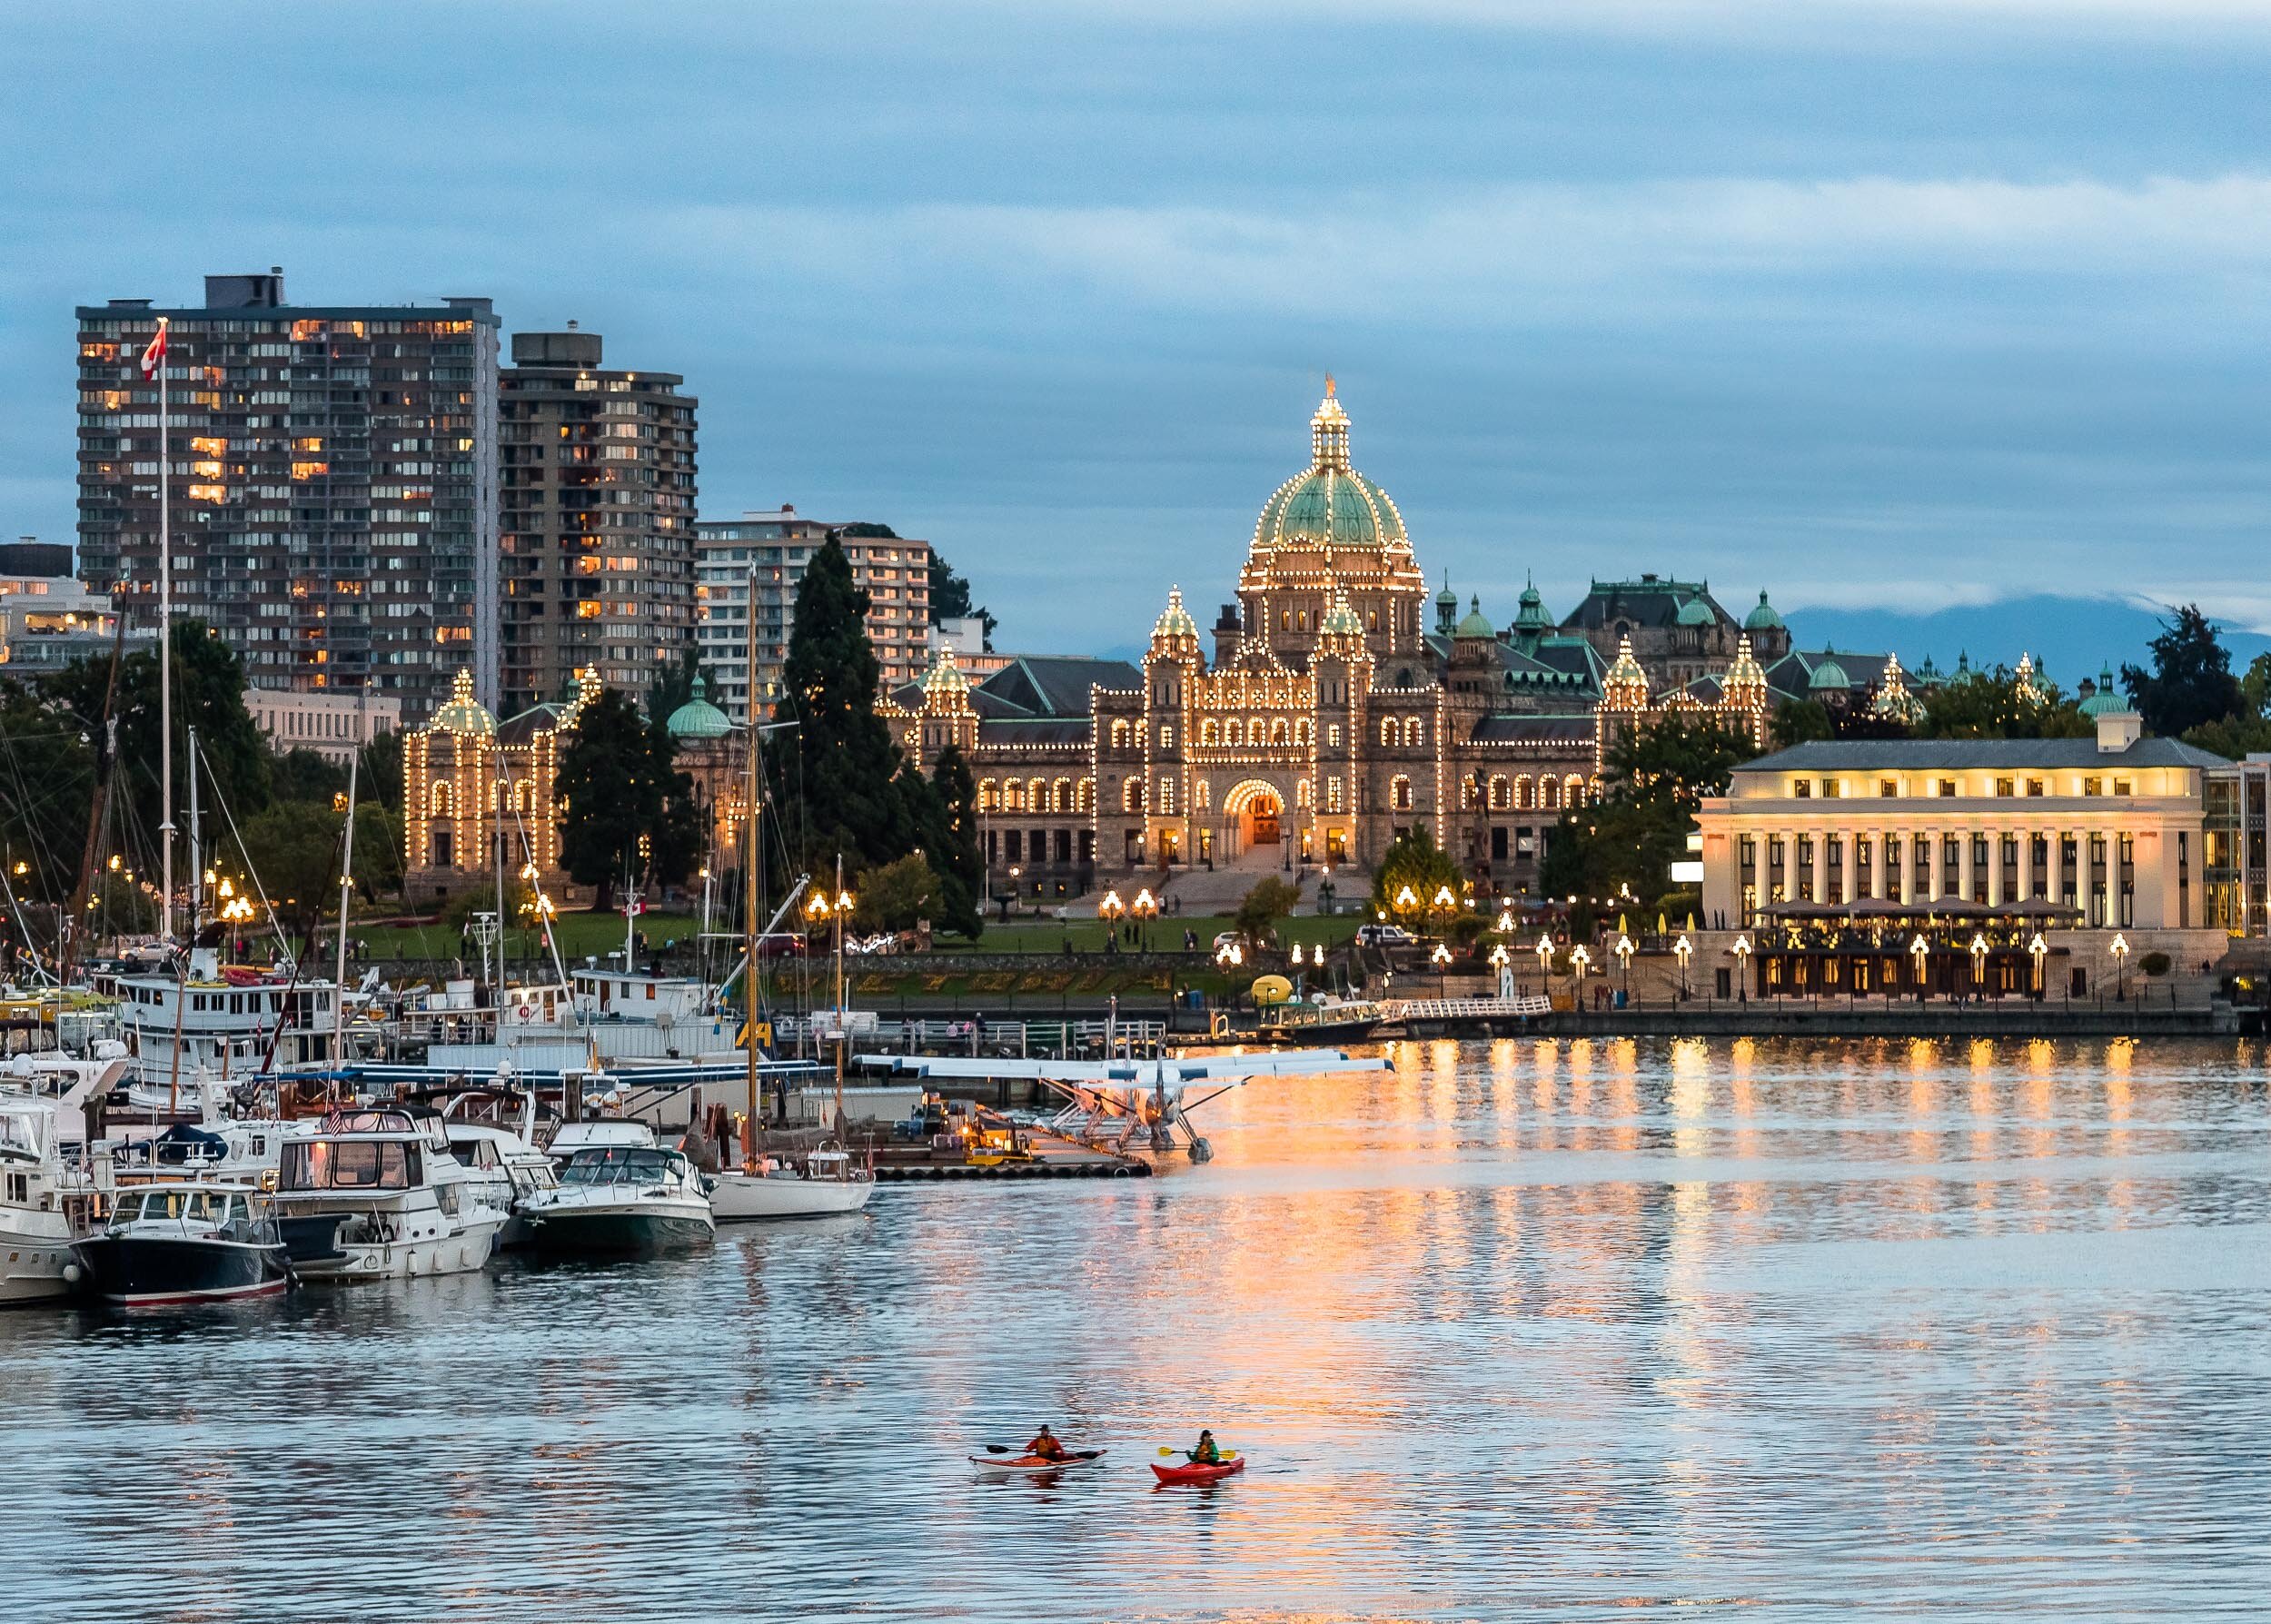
[854, 1049, 1387, 1084]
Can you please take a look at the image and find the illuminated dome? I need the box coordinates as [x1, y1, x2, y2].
[666, 672, 733, 740]
[1251, 380, 1409, 554]
[1152, 586, 1199, 641]
[431, 669, 495, 737]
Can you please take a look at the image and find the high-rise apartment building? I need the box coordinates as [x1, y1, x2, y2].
[497, 327, 699, 715]
[74, 269, 501, 719]
[695, 508, 932, 724]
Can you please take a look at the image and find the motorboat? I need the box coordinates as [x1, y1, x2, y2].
[273, 1108, 506, 1281]
[441, 1121, 558, 1248]
[72, 1182, 291, 1307]
[0, 1092, 82, 1305]
[708, 1144, 875, 1221]
[528, 1122, 714, 1254]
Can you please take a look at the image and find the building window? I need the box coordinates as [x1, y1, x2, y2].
[2113, 778, 2132, 797]
[1995, 777, 2015, 797]
[1123, 777, 1144, 813]
[1390, 775, 1413, 812]
[1201, 718, 1220, 747]
[1489, 775, 1510, 811]
[1820, 779, 1840, 798]
[2026, 778, 2045, 797]
[1157, 778, 1176, 815]
[1793, 779, 1811, 798]
[1879, 778, 1897, 797]
[1938, 779, 1958, 797]
[1110, 718, 1130, 749]
[2083, 777, 2103, 797]
[1326, 777, 1344, 812]
[1328, 723, 1342, 748]
[1379, 718, 1395, 748]
[1160, 725, 1174, 749]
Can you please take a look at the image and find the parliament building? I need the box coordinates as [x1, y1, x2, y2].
[888, 384, 1777, 903]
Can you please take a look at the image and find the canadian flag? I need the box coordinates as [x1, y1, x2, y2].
[138, 319, 169, 380]
[624, 898, 645, 917]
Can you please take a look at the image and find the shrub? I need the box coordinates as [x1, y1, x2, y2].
[2139, 950, 2171, 977]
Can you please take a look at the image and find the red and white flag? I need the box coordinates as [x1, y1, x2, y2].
[138, 319, 169, 380]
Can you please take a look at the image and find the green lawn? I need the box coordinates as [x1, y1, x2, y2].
[353, 910, 705, 968]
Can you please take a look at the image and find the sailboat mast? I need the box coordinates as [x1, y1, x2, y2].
[333, 687, 361, 1062]
[186, 726, 201, 934]
[156, 321, 174, 942]
[743, 560, 762, 1164]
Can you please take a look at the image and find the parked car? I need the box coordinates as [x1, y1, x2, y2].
[1355, 923, 1415, 947]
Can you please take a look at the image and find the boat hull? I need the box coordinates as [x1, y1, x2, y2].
[1151, 1457, 1245, 1485]
[280, 1212, 503, 1282]
[527, 1205, 714, 1255]
[709, 1171, 874, 1221]
[0, 1221, 76, 1306]
[73, 1234, 290, 1307]
[970, 1451, 1106, 1477]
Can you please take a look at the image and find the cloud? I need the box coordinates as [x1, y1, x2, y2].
[655, 173, 2271, 330]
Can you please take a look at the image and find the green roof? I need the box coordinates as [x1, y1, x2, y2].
[1454, 594, 1495, 639]
[1676, 596, 1716, 627]
[1743, 589, 1783, 631]
[665, 672, 733, 739]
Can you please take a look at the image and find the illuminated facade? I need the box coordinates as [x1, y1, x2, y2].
[890, 383, 1777, 898]
[74, 269, 501, 720]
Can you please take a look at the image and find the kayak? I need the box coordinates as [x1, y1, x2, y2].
[1151, 1456, 1245, 1485]
[969, 1450, 1106, 1476]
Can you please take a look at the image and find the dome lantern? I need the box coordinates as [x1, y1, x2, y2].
[1743, 589, 1784, 633]
[665, 670, 735, 740]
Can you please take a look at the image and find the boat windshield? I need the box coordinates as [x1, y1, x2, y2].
[559, 1147, 679, 1186]
[281, 1139, 420, 1192]
[117, 1189, 249, 1226]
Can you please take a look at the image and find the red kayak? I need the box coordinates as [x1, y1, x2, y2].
[1151, 1456, 1245, 1485]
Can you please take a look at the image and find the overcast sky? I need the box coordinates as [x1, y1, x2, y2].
[4, 1, 2267, 663]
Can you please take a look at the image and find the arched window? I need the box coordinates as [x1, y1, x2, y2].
[1027, 777, 1045, 812]
[979, 778, 999, 812]
[1201, 718, 1220, 747]
[1077, 778, 1095, 811]
[1110, 718, 1131, 749]
[1123, 777, 1144, 813]
[1391, 775, 1413, 812]
[1295, 778, 1313, 810]
[1226, 719, 1244, 748]
[1157, 777, 1176, 815]
[1489, 775, 1510, 811]
[1565, 774, 1587, 807]
[1460, 777, 1478, 810]
[1052, 777, 1073, 812]
[1296, 718, 1314, 745]
[1160, 725, 1175, 749]
[1541, 777, 1560, 810]
[429, 781, 453, 817]
[1270, 718, 1288, 746]
[1195, 777, 1210, 811]
[1326, 776, 1344, 812]
[1513, 775, 1532, 809]
[1379, 717, 1395, 748]
[1403, 717, 1424, 748]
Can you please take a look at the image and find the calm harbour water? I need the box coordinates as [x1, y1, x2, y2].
[7, 1036, 2271, 1622]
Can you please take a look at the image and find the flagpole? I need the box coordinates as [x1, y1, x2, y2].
[155, 316, 174, 945]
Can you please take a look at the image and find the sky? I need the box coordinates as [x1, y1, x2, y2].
[4, 0, 2268, 680]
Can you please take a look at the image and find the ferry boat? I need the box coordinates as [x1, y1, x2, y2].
[528, 1121, 713, 1254]
[73, 1182, 291, 1307]
[273, 1108, 505, 1281]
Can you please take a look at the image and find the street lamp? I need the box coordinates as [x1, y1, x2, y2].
[1430, 943, 1453, 966]
[2028, 931, 2048, 998]
[2110, 931, 2129, 1001]
[1732, 933, 1752, 1001]
[1535, 934, 1553, 985]
[1909, 933, 1929, 1001]
[1614, 933, 1634, 1003]
[1569, 943, 1592, 980]
[1673, 933, 1692, 998]
[1969, 932, 1988, 995]
[1131, 886, 1158, 951]
[1098, 887, 1124, 947]
[221, 892, 254, 958]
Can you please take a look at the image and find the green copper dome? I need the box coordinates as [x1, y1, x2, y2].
[1808, 650, 1850, 691]
[1512, 578, 1552, 636]
[1743, 589, 1783, 632]
[1676, 596, 1716, 628]
[1454, 594, 1495, 639]
[431, 669, 495, 737]
[1252, 383, 1408, 553]
[666, 672, 734, 739]
[2079, 663, 2127, 717]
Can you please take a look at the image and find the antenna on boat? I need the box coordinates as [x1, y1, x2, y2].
[333, 682, 363, 1065]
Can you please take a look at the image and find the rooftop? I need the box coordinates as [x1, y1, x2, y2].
[1738, 737, 2229, 774]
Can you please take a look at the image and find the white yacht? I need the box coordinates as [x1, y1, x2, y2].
[0, 1092, 83, 1305]
[528, 1121, 713, 1254]
[273, 1108, 505, 1281]
[441, 1120, 558, 1248]
[708, 1145, 875, 1220]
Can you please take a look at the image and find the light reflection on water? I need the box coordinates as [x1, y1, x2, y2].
[6, 1037, 2270, 1621]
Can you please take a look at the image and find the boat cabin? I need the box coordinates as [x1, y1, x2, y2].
[570, 967, 708, 1024]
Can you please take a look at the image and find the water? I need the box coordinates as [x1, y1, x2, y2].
[8, 1036, 2271, 1622]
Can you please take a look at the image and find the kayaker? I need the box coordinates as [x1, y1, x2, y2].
[1026, 1425, 1068, 1462]
[1188, 1430, 1220, 1464]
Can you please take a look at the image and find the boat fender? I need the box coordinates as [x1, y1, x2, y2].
[61, 1262, 82, 1285]
[514, 1003, 539, 1025]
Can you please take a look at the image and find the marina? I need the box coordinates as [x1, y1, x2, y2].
[2, 1035, 2265, 1620]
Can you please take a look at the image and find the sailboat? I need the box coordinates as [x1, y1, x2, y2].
[704, 636, 874, 1221]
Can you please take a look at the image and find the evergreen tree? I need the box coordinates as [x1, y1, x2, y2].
[923, 743, 985, 937]
[648, 644, 704, 720]
[1542, 713, 1759, 912]
[1770, 698, 1835, 749]
[555, 688, 703, 910]
[2122, 605, 2245, 738]
[1369, 826, 1463, 921]
[1917, 670, 2091, 739]
[769, 534, 927, 871]
[0, 678, 96, 906]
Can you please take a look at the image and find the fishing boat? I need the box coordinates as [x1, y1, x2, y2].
[72, 1182, 291, 1307]
[707, 1144, 874, 1221]
[527, 1121, 714, 1254]
[273, 1107, 505, 1281]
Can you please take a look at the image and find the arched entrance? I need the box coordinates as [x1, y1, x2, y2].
[1222, 780, 1284, 862]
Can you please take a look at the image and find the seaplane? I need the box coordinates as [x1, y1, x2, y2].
[852, 1047, 1388, 1162]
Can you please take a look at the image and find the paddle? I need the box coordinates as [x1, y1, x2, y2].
[1156, 1446, 1239, 1461]
[985, 1444, 1101, 1461]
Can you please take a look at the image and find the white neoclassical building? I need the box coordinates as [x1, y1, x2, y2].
[1694, 708, 2231, 999]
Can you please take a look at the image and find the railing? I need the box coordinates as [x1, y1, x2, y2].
[772, 1015, 1167, 1059]
[1380, 996, 1553, 1023]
